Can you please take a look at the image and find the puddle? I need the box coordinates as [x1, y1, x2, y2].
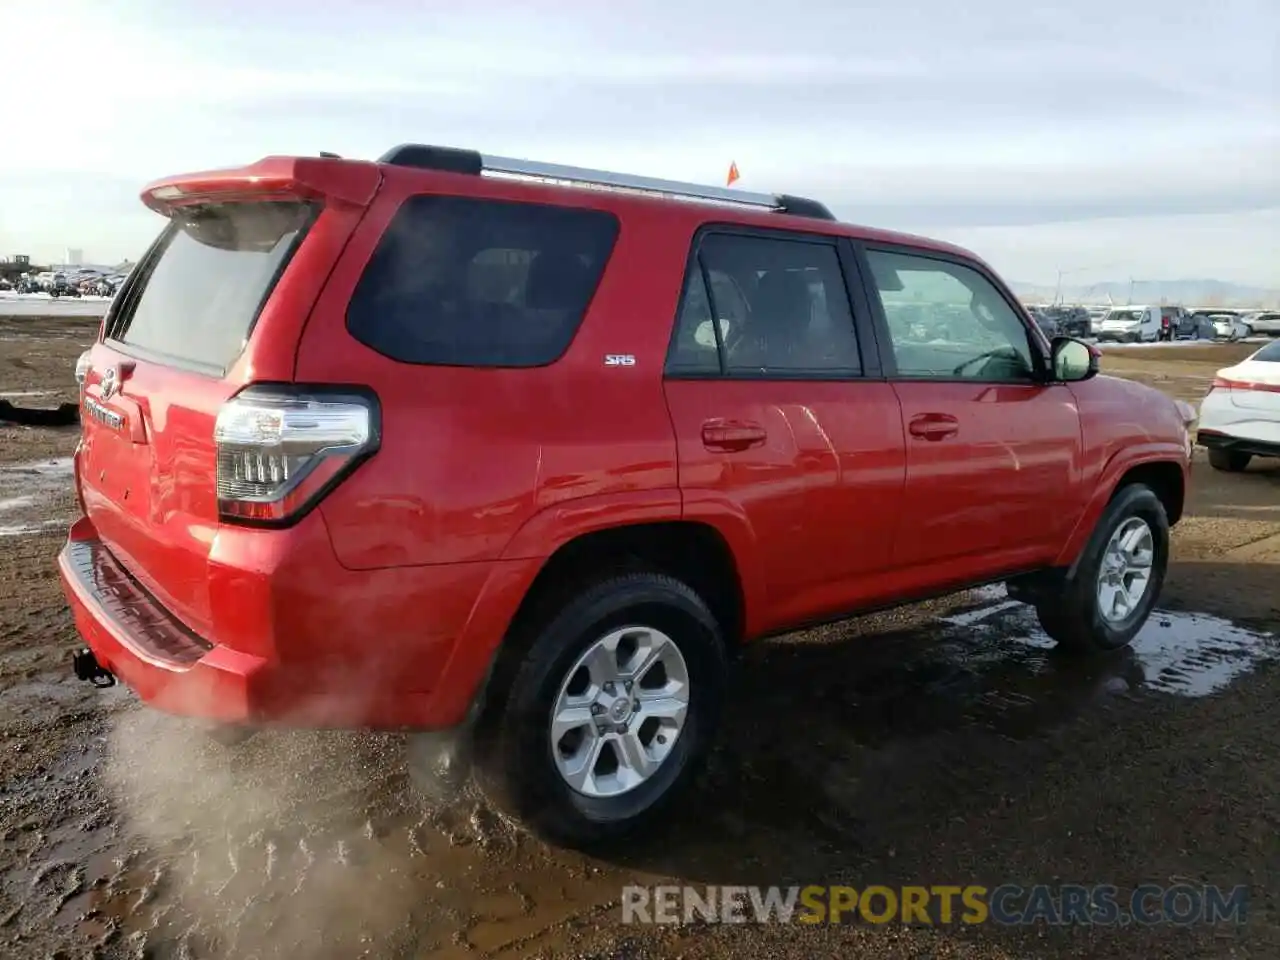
[0, 456, 75, 478]
[0, 519, 67, 537]
[0, 457, 75, 538]
[945, 585, 1276, 700]
[736, 586, 1277, 767]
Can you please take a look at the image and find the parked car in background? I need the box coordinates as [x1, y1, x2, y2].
[1096, 306, 1161, 343]
[1198, 338, 1280, 471]
[1240, 311, 1280, 336]
[1170, 310, 1211, 340]
[1159, 306, 1188, 341]
[49, 275, 81, 298]
[1206, 313, 1250, 341]
[62, 145, 1194, 845]
[1027, 307, 1060, 338]
[1041, 305, 1091, 338]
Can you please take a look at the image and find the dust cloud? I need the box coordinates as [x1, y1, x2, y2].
[102, 711, 436, 958]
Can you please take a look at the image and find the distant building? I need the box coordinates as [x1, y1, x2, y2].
[65, 248, 84, 266]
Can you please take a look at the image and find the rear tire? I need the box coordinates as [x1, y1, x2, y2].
[1034, 484, 1169, 655]
[1208, 448, 1252, 472]
[476, 572, 726, 847]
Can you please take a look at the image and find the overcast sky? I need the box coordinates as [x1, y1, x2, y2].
[1, 0, 1276, 286]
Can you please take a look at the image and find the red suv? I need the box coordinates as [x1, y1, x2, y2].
[61, 145, 1193, 845]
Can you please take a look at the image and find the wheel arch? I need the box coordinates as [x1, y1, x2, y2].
[479, 517, 750, 732]
[1057, 446, 1186, 577]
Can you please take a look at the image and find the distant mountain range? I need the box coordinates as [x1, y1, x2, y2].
[1010, 279, 1279, 308]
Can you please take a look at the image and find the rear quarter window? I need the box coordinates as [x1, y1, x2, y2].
[346, 195, 619, 367]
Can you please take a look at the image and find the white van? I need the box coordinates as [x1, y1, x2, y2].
[1097, 305, 1161, 343]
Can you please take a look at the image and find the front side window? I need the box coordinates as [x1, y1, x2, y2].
[666, 233, 862, 377]
[866, 249, 1036, 381]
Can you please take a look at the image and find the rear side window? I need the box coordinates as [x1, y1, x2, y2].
[108, 201, 314, 372]
[346, 196, 619, 367]
[667, 233, 862, 378]
[1253, 340, 1280, 362]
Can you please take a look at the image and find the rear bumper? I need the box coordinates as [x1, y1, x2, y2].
[58, 515, 542, 730]
[1197, 430, 1280, 459]
[59, 525, 264, 720]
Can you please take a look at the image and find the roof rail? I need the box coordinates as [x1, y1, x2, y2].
[377, 143, 836, 221]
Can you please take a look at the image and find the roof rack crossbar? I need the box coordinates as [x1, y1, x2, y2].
[377, 143, 836, 220]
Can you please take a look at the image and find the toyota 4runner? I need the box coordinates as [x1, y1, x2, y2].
[61, 144, 1194, 846]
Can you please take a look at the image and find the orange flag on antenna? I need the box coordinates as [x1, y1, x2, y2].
[726, 161, 740, 186]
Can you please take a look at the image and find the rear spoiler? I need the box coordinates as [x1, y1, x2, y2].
[141, 156, 381, 215]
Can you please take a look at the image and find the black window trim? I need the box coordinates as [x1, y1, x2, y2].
[103, 200, 320, 378]
[343, 194, 621, 370]
[853, 240, 1054, 386]
[663, 222, 882, 382]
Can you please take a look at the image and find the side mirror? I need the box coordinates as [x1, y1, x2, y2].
[1050, 336, 1099, 382]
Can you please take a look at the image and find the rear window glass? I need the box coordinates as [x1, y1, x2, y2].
[108, 201, 313, 371]
[1253, 340, 1280, 362]
[346, 196, 619, 367]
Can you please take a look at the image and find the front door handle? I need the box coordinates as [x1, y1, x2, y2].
[908, 413, 959, 441]
[702, 419, 767, 451]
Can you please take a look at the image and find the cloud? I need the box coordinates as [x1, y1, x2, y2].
[1, 0, 1275, 282]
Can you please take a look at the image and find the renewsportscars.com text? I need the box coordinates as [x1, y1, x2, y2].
[621, 884, 1249, 926]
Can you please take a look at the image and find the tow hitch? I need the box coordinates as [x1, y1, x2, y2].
[72, 648, 116, 687]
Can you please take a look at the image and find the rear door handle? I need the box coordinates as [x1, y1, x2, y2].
[908, 413, 959, 441]
[701, 419, 767, 451]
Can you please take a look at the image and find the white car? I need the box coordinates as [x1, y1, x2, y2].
[1205, 313, 1251, 341]
[1096, 305, 1161, 342]
[1241, 311, 1280, 336]
[1198, 339, 1280, 471]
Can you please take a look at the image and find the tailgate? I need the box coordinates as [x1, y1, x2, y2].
[78, 199, 322, 636]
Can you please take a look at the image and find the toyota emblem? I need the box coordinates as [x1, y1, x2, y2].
[99, 366, 118, 401]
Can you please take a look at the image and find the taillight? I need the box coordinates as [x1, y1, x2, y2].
[72, 440, 87, 515]
[75, 350, 91, 389]
[1212, 376, 1280, 393]
[213, 385, 380, 526]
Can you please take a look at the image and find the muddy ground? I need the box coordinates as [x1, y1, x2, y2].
[1, 316, 1277, 959]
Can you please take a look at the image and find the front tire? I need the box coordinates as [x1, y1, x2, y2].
[1208, 448, 1252, 472]
[477, 573, 727, 847]
[1034, 484, 1169, 654]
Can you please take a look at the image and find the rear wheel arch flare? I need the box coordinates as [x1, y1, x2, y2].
[478, 521, 746, 728]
